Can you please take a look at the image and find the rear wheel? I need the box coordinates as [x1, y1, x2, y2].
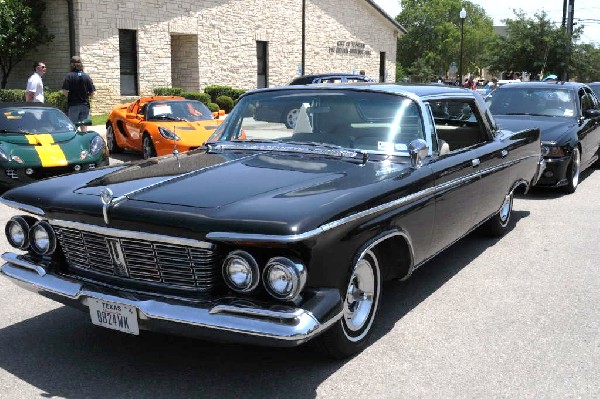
[284, 107, 300, 129]
[563, 146, 581, 194]
[316, 250, 381, 359]
[105, 125, 123, 154]
[142, 134, 157, 159]
[480, 191, 513, 237]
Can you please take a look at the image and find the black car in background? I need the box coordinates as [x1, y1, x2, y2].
[289, 73, 376, 85]
[486, 82, 600, 193]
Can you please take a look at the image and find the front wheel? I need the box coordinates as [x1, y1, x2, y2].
[105, 125, 123, 154]
[142, 134, 157, 159]
[563, 146, 581, 194]
[480, 191, 513, 237]
[316, 250, 381, 359]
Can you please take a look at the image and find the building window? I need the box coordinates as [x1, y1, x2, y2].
[379, 52, 386, 83]
[119, 30, 138, 96]
[257, 41, 268, 88]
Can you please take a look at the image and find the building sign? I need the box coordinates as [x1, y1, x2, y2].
[329, 41, 371, 56]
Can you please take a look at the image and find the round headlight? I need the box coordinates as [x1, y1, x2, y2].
[263, 257, 307, 301]
[5, 216, 36, 249]
[222, 250, 260, 293]
[28, 221, 57, 256]
[89, 135, 105, 156]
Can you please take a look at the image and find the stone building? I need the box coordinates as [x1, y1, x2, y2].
[7, 0, 405, 113]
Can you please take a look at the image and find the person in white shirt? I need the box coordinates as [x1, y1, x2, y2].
[26, 61, 46, 102]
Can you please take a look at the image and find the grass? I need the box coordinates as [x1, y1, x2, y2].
[90, 114, 108, 126]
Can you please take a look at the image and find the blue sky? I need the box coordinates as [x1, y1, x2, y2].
[373, 0, 599, 44]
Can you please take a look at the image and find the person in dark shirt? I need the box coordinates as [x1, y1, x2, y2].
[61, 56, 96, 132]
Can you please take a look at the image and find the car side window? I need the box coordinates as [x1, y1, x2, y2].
[428, 99, 489, 152]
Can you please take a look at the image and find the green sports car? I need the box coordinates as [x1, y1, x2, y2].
[0, 102, 109, 190]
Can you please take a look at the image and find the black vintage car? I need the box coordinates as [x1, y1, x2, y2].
[0, 84, 543, 358]
[486, 81, 600, 193]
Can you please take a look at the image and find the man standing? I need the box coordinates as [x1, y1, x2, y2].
[25, 61, 46, 102]
[61, 56, 95, 131]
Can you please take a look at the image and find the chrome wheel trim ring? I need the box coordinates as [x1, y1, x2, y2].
[343, 258, 375, 334]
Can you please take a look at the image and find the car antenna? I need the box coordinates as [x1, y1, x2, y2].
[172, 125, 180, 167]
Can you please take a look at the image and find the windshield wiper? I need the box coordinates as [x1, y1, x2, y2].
[0, 129, 27, 134]
[503, 112, 549, 116]
[152, 115, 186, 121]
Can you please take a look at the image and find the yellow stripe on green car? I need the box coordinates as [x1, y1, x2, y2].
[26, 134, 68, 167]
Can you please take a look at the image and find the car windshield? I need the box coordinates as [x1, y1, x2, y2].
[209, 89, 426, 156]
[0, 107, 76, 133]
[146, 100, 213, 122]
[486, 87, 576, 117]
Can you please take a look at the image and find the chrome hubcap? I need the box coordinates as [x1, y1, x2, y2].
[143, 138, 151, 159]
[571, 148, 580, 188]
[499, 194, 512, 225]
[286, 108, 299, 128]
[343, 259, 375, 332]
[106, 127, 114, 150]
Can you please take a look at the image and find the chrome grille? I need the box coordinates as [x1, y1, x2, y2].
[54, 226, 220, 291]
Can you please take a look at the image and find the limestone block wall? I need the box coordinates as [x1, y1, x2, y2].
[5, 0, 401, 114]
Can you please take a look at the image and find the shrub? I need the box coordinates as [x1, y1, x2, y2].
[0, 89, 25, 102]
[181, 91, 211, 105]
[230, 88, 246, 100]
[207, 102, 219, 112]
[215, 95, 234, 113]
[204, 85, 247, 102]
[45, 91, 67, 112]
[152, 87, 183, 96]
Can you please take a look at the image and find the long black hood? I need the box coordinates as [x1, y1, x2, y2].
[2, 149, 421, 237]
[493, 115, 577, 143]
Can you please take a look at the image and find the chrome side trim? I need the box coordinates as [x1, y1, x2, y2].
[50, 220, 215, 250]
[0, 198, 44, 216]
[208, 155, 537, 243]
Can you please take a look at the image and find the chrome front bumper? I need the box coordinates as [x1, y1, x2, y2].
[1, 252, 342, 347]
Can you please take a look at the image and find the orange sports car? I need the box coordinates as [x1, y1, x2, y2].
[106, 96, 227, 159]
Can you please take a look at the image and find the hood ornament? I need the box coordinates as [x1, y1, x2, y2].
[100, 188, 113, 225]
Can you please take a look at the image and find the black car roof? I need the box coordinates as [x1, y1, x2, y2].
[494, 81, 591, 90]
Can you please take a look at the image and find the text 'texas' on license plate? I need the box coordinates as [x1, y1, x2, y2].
[88, 298, 139, 335]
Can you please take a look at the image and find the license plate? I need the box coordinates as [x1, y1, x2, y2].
[88, 298, 139, 335]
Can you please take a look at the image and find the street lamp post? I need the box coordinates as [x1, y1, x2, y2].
[459, 7, 467, 86]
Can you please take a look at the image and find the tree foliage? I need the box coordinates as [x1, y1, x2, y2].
[0, 0, 53, 88]
[487, 11, 577, 80]
[395, 0, 496, 82]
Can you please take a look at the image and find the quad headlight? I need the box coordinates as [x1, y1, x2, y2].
[263, 257, 306, 301]
[222, 250, 260, 293]
[5, 216, 36, 249]
[28, 221, 57, 256]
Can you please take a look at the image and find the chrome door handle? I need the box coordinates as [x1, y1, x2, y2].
[472, 158, 480, 167]
[501, 149, 508, 157]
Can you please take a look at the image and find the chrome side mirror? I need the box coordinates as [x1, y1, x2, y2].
[409, 139, 429, 168]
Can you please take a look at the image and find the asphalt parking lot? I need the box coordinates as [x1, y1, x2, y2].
[0, 158, 598, 398]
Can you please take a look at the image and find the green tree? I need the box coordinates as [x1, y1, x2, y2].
[488, 11, 578, 80]
[0, 0, 53, 88]
[569, 42, 600, 82]
[396, 0, 496, 82]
